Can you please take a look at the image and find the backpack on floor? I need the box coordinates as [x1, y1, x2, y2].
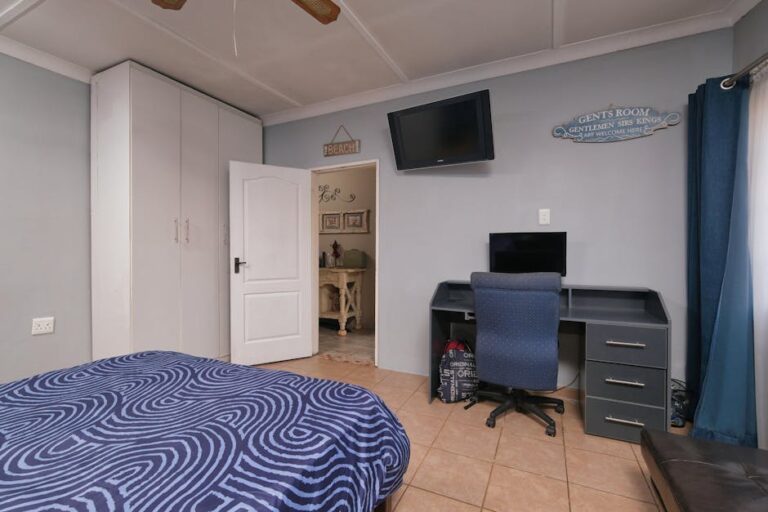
[437, 340, 478, 403]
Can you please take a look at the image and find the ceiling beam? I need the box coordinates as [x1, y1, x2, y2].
[0, 34, 91, 82]
[0, 0, 45, 31]
[262, 8, 733, 126]
[551, 0, 566, 49]
[104, 0, 302, 107]
[337, 0, 409, 82]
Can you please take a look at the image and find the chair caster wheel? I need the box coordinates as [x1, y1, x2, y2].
[555, 404, 565, 414]
[546, 425, 556, 437]
[486, 418, 496, 428]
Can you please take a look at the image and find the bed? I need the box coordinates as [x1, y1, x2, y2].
[0, 352, 409, 511]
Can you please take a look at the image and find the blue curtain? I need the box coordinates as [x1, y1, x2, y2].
[687, 76, 756, 447]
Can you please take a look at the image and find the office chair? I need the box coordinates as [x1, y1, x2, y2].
[469, 272, 564, 436]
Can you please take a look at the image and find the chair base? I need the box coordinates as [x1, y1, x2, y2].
[468, 388, 565, 437]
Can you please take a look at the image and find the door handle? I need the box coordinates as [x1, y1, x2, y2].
[185, 218, 190, 244]
[174, 218, 179, 243]
[234, 257, 247, 274]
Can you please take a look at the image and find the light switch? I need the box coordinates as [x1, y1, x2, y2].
[538, 208, 551, 225]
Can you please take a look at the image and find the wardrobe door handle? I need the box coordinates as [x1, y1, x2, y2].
[174, 218, 179, 243]
[185, 218, 190, 244]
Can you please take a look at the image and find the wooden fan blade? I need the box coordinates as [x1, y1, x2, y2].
[290, 0, 340, 25]
[151, 0, 187, 10]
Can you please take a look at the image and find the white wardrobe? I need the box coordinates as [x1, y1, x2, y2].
[91, 61, 262, 360]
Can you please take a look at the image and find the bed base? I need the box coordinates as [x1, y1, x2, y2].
[373, 496, 392, 512]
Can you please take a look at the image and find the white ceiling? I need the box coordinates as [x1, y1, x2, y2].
[0, 0, 760, 124]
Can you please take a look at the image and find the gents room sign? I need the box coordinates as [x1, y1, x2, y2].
[552, 106, 681, 143]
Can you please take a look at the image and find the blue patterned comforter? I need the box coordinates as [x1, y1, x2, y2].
[0, 352, 409, 511]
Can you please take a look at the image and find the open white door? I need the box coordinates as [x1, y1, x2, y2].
[230, 162, 312, 365]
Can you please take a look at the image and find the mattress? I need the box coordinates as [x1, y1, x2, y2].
[0, 352, 409, 511]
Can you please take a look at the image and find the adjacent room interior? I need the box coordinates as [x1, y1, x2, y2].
[1, 1, 767, 511]
[314, 161, 378, 366]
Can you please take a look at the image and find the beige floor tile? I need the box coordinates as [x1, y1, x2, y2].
[255, 362, 294, 371]
[372, 384, 417, 411]
[561, 401, 584, 424]
[632, 443, 665, 509]
[403, 443, 429, 484]
[411, 448, 492, 506]
[346, 365, 393, 382]
[569, 483, 658, 512]
[502, 409, 563, 444]
[391, 485, 407, 509]
[563, 422, 636, 460]
[434, 421, 501, 461]
[395, 487, 480, 512]
[337, 374, 378, 389]
[400, 393, 456, 419]
[396, 411, 446, 446]
[484, 465, 569, 512]
[494, 431, 567, 480]
[378, 372, 427, 392]
[448, 401, 505, 428]
[566, 447, 653, 503]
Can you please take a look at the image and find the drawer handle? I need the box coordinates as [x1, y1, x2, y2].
[605, 340, 646, 349]
[605, 416, 645, 428]
[605, 377, 645, 388]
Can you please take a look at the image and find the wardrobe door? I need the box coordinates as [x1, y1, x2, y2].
[130, 69, 182, 353]
[180, 92, 220, 358]
[218, 109, 263, 358]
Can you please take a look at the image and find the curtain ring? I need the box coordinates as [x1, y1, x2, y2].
[720, 77, 735, 90]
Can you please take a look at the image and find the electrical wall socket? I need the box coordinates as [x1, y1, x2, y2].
[31, 317, 55, 335]
[538, 208, 551, 225]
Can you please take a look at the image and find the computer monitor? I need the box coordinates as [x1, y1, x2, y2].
[489, 232, 566, 276]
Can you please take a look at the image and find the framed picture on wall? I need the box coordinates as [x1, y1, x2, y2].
[320, 212, 342, 233]
[343, 210, 369, 233]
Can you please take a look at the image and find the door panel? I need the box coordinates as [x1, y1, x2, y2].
[180, 91, 219, 358]
[230, 163, 311, 366]
[244, 177, 299, 281]
[218, 109, 262, 358]
[130, 69, 181, 352]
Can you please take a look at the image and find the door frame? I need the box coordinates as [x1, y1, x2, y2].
[310, 159, 380, 366]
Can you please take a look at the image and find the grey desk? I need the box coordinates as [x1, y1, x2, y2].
[430, 281, 671, 443]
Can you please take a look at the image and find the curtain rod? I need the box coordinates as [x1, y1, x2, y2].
[722, 50, 768, 89]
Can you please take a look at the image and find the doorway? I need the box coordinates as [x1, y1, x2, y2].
[311, 160, 379, 366]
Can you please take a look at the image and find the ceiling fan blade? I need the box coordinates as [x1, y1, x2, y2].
[151, 0, 187, 10]
[290, 0, 340, 25]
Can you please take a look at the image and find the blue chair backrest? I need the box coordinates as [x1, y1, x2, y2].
[470, 272, 562, 391]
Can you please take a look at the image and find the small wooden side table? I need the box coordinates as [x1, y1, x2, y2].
[319, 268, 365, 336]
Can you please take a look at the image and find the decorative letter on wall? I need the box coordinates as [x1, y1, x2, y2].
[553, 106, 681, 143]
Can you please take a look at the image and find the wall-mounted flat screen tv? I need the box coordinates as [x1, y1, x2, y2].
[490, 232, 567, 276]
[387, 90, 494, 171]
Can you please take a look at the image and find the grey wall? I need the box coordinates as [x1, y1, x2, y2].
[0, 54, 91, 382]
[734, 0, 768, 70]
[265, 30, 734, 380]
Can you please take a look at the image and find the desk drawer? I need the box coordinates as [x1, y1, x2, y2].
[586, 361, 666, 406]
[587, 324, 667, 368]
[585, 397, 667, 443]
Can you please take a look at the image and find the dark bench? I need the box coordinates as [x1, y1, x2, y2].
[641, 429, 768, 512]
